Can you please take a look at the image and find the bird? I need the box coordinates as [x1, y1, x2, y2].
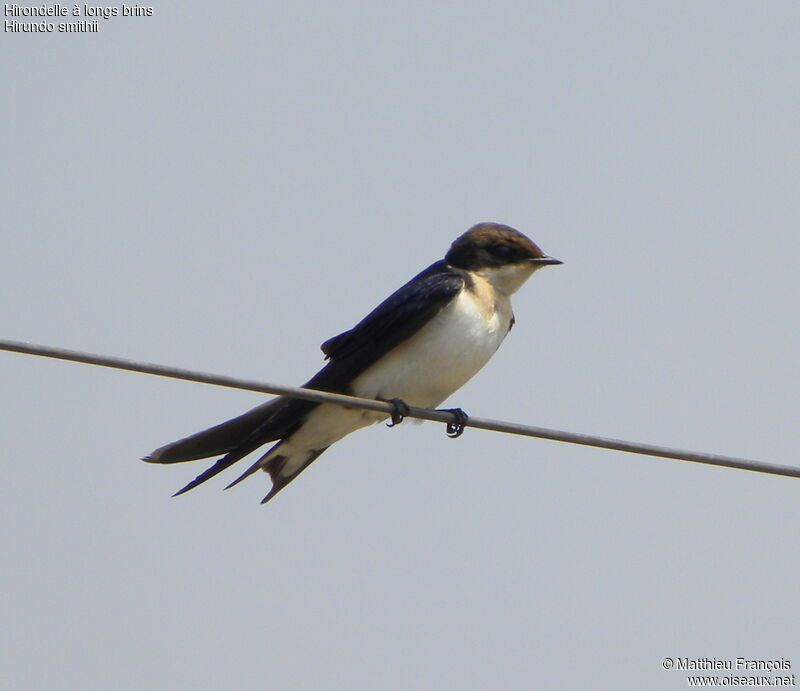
[143, 222, 562, 504]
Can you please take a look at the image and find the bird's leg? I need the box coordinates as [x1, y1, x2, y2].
[438, 408, 469, 438]
[383, 398, 411, 427]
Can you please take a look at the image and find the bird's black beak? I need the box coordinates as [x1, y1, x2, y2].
[529, 256, 563, 266]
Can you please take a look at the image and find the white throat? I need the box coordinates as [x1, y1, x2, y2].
[477, 263, 538, 296]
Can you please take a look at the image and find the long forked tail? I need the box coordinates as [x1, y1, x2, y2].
[142, 396, 325, 502]
[143, 399, 287, 496]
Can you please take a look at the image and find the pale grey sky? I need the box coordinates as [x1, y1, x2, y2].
[2, 2, 799, 690]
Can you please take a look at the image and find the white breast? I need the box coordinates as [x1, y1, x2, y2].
[276, 272, 525, 463]
[351, 284, 512, 409]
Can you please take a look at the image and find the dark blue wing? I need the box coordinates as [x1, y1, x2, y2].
[318, 260, 464, 376]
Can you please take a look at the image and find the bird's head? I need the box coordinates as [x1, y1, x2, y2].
[445, 222, 562, 295]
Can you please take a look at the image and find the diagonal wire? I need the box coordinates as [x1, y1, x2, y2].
[1, 338, 798, 480]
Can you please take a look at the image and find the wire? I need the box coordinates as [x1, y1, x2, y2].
[2, 337, 797, 480]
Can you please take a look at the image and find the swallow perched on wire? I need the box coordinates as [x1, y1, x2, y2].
[143, 222, 561, 503]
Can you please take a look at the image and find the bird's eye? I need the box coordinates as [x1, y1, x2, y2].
[492, 244, 515, 260]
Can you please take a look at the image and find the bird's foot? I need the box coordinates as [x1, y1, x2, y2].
[439, 407, 469, 438]
[384, 398, 411, 427]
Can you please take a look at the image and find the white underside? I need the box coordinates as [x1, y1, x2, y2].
[268, 262, 537, 478]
